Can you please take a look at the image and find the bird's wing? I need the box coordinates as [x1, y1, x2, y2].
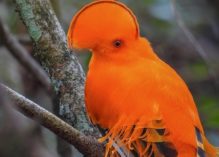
[196, 127, 206, 157]
[101, 126, 209, 157]
[99, 119, 178, 157]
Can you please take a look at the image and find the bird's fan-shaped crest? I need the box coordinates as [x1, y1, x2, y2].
[67, 0, 140, 49]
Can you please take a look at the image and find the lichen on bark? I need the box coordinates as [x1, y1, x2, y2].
[13, 0, 99, 137]
[15, 0, 42, 42]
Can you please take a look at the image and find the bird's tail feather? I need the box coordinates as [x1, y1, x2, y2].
[201, 133, 219, 157]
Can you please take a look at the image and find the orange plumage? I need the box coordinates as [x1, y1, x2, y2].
[68, 0, 218, 156]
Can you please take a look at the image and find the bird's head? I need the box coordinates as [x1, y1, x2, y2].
[67, 0, 141, 55]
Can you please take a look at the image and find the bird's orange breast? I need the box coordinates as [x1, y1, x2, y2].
[85, 53, 203, 149]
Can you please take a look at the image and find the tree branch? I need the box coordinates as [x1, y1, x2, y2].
[0, 18, 51, 94]
[0, 84, 104, 157]
[13, 0, 100, 136]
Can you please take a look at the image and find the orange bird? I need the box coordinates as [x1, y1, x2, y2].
[68, 0, 218, 156]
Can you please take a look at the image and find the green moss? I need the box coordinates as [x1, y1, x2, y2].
[190, 62, 208, 79]
[15, 0, 41, 41]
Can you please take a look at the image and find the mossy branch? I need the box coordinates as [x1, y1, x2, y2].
[0, 84, 104, 157]
[13, 0, 99, 136]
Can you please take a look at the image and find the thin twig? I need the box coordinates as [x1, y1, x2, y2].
[0, 83, 104, 157]
[16, 35, 32, 46]
[0, 88, 58, 157]
[0, 18, 51, 94]
[170, 0, 217, 80]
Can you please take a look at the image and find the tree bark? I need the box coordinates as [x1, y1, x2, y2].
[13, 0, 99, 137]
[0, 84, 104, 157]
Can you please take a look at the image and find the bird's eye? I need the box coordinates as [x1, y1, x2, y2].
[113, 40, 122, 48]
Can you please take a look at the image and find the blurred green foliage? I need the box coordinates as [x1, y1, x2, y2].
[198, 96, 219, 129]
